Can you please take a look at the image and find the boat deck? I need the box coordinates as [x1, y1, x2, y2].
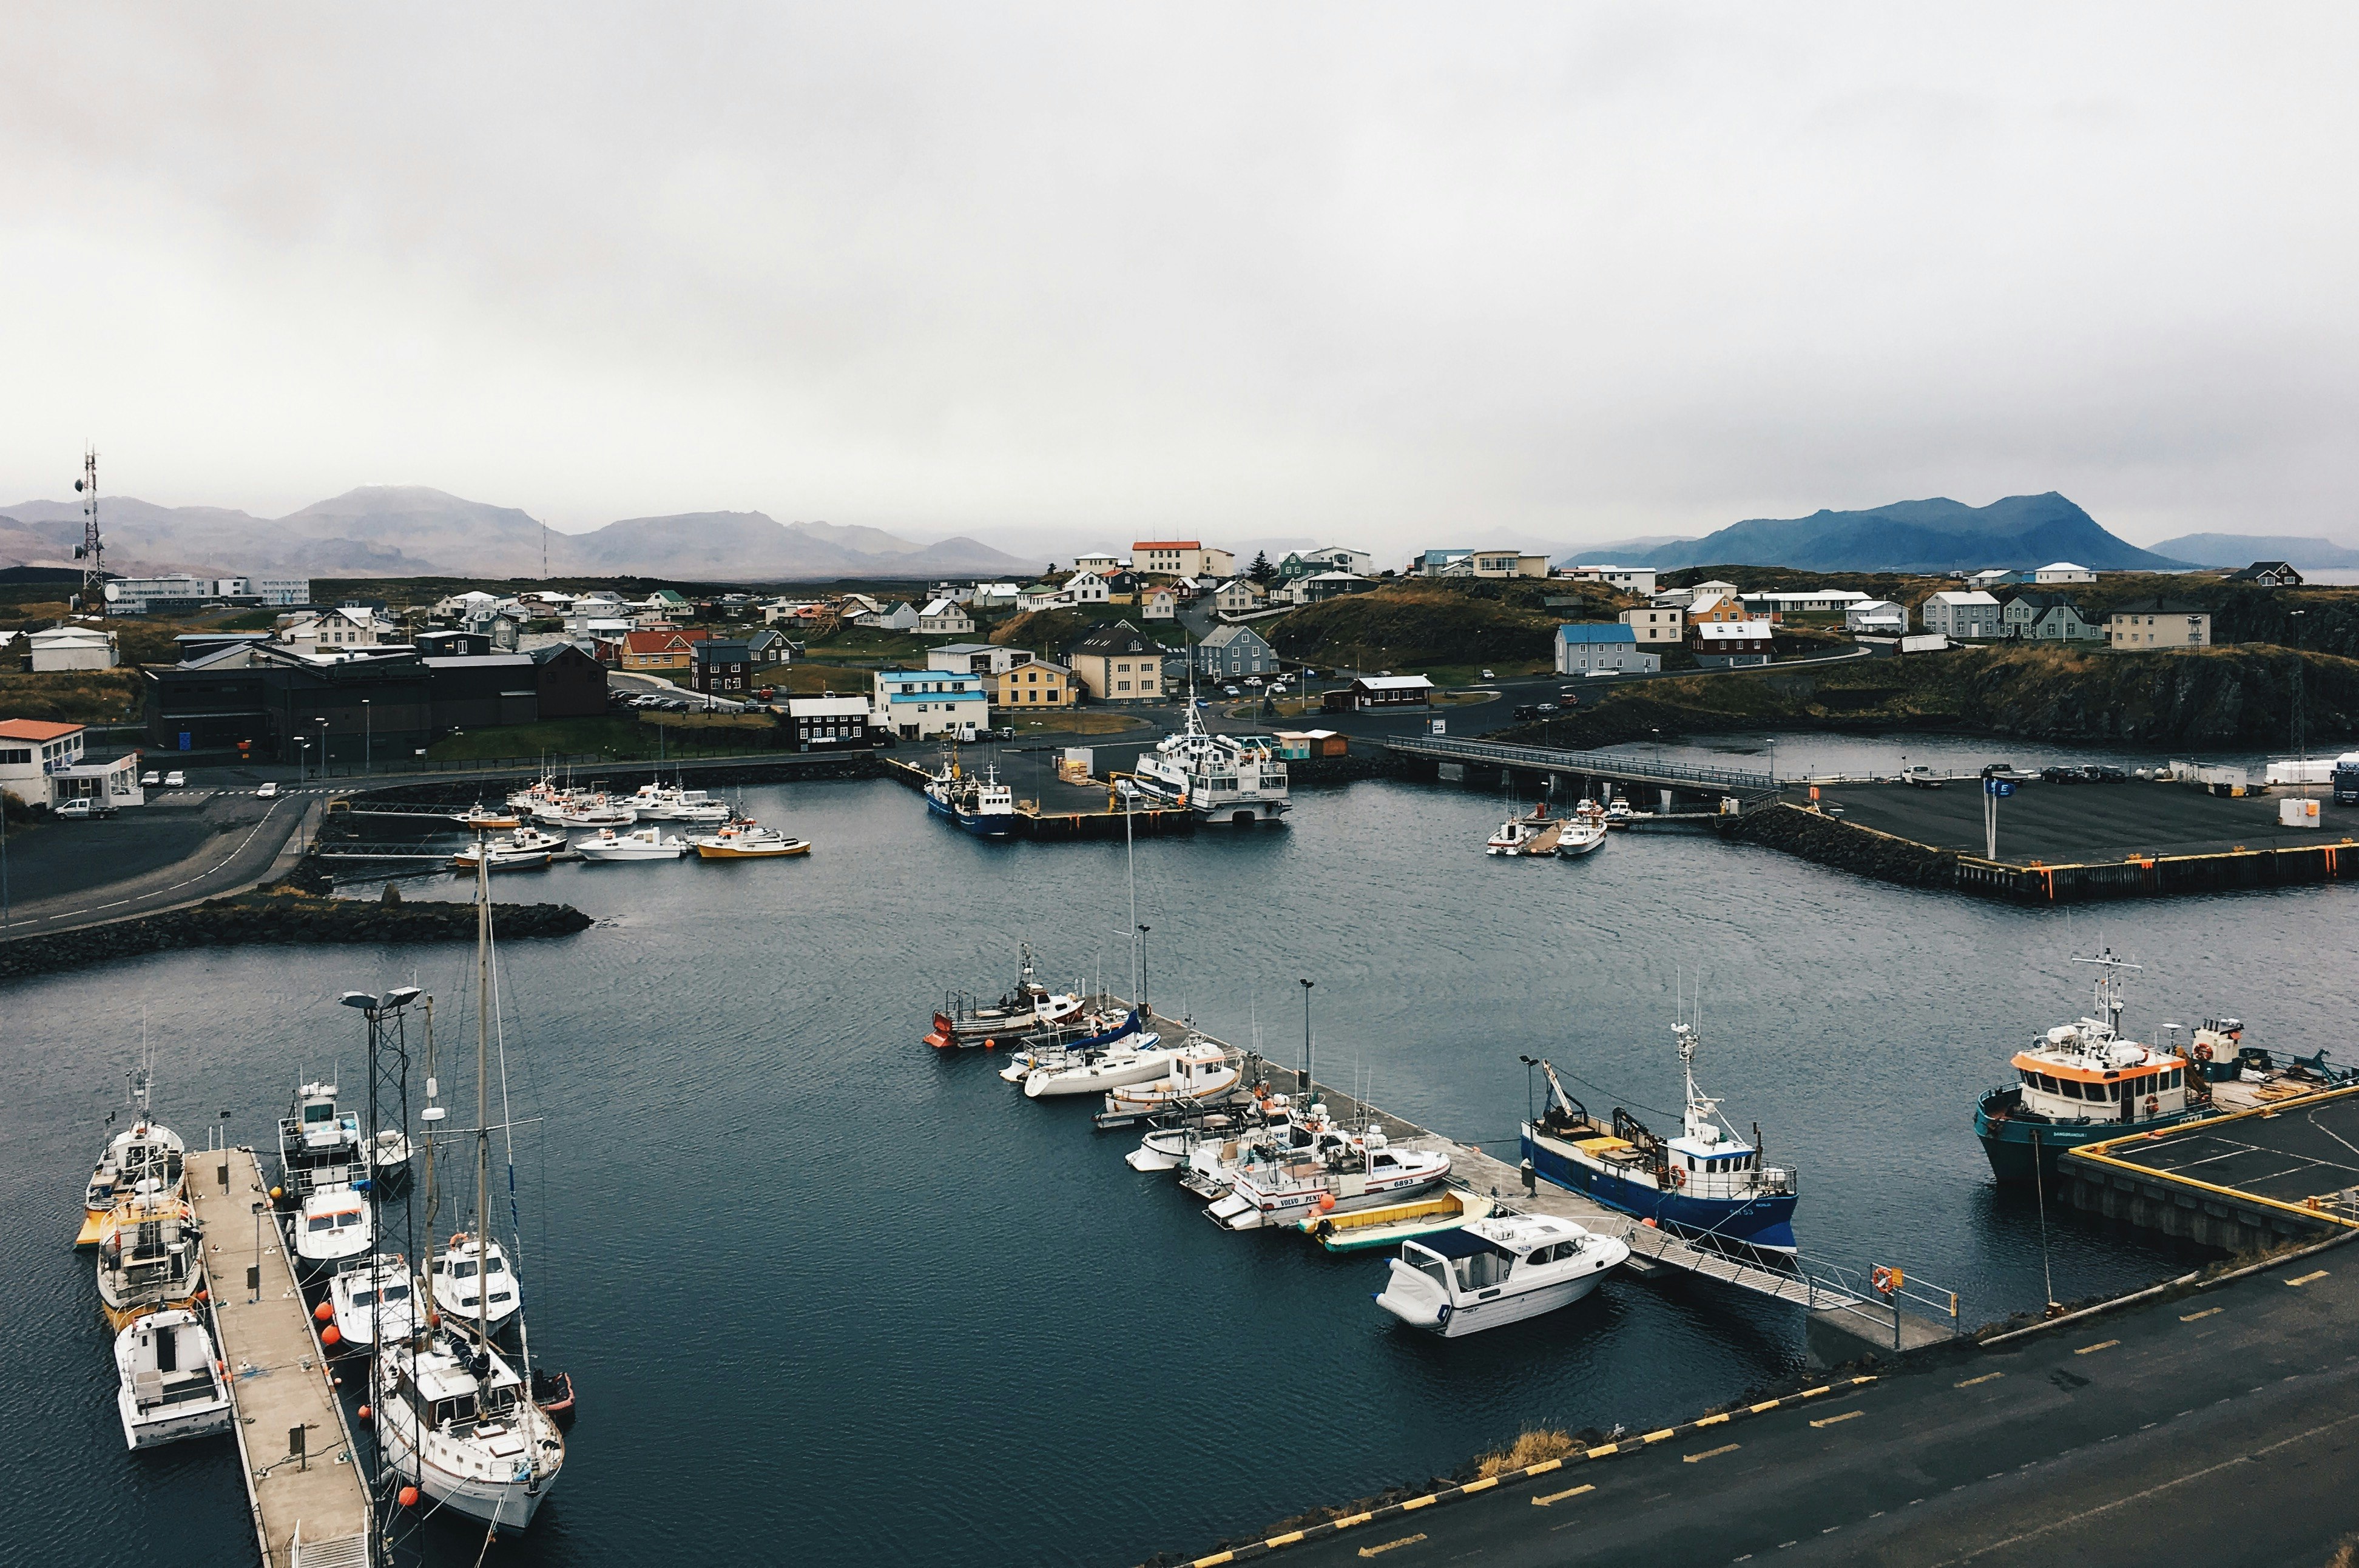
[187, 1145, 373, 1567]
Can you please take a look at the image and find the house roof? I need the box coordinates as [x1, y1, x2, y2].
[0, 718, 84, 742]
[421, 654, 535, 671]
[528, 642, 597, 665]
[1200, 624, 1269, 649]
[1556, 622, 1636, 645]
[2005, 591, 2085, 613]
[2228, 561, 2298, 579]
[1069, 621, 1154, 658]
[1354, 675, 1434, 691]
[788, 696, 870, 716]
[622, 630, 692, 653]
[1693, 619, 1775, 640]
[695, 639, 753, 661]
[1927, 590, 2002, 606]
[1133, 540, 1202, 551]
[2107, 598, 2209, 615]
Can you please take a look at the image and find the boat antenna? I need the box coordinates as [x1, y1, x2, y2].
[487, 892, 535, 1391]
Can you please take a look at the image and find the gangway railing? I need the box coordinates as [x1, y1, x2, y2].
[1383, 736, 1777, 795]
[1801, 1259, 1964, 1346]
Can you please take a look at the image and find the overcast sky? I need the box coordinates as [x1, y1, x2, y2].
[3, 4, 2353, 553]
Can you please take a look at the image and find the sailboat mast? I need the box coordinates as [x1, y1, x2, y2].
[420, 997, 438, 1243]
[474, 843, 493, 1353]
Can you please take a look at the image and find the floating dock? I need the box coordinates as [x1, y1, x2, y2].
[882, 758, 1198, 840]
[189, 1145, 373, 1568]
[1132, 1009, 1956, 1362]
[2065, 1085, 2359, 1251]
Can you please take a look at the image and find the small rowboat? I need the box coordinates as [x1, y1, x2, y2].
[1295, 1188, 1493, 1252]
[532, 1367, 577, 1425]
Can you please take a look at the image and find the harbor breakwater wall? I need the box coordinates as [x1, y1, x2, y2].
[352, 751, 883, 807]
[0, 892, 593, 984]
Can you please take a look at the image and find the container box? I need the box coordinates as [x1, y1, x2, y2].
[2278, 797, 2321, 828]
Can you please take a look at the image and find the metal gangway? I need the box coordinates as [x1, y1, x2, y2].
[1384, 736, 1780, 801]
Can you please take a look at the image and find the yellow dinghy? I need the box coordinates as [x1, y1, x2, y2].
[1296, 1189, 1493, 1253]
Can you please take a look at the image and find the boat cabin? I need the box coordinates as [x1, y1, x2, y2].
[391, 1342, 524, 1430]
[2009, 1033, 2190, 1126]
[303, 1196, 368, 1240]
[1400, 1217, 1596, 1297]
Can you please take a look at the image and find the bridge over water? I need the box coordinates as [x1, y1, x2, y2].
[1383, 736, 1780, 806]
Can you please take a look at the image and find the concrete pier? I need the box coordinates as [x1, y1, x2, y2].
[190, 1145, 372, 1568]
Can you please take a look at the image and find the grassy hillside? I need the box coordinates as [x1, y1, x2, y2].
[1503, 644, 2359, 751]
[1264, 579, 1628, 670]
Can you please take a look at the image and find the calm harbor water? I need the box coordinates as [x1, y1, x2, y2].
[6, 767, 2354, 1566]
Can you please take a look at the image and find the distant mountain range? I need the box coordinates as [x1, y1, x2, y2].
[0, 485, 1035, 582]
[1569, 494, 2192, 573]
[2146, 533, 2359, 571]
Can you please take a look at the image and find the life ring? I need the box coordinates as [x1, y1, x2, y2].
[1436, 1303, 1453, 1326]
[2145, 1095, 2159, 1117]
[1665, 1167, 1685, 1190]
[2194, 1042, 2212, 1062]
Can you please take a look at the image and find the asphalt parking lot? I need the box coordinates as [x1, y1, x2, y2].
[1806, 779, 2347, 864]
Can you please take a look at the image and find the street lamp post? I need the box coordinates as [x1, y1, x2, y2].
[296, 737, 310, 785]
[1298, 977, 1314, 1092]
[316, 716, 329, 778]
[362, 699, 371, 775]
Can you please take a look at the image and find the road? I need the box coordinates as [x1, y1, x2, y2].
[1, 787, 324, 937]
[1232, 1243, 2359, 1567]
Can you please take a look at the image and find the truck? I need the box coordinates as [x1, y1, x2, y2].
[2335, 752, 2359, 806]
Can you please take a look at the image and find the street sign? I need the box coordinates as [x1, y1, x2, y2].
[1984, 778, 2014, 797]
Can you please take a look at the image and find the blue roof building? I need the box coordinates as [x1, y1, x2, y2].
[1554, 622, 1659, 676]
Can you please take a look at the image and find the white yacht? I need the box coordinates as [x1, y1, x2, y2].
[375, 1327, 565, 1530]
[113, 1308, 234, 1449]
[574, 824, 692, 861]
[431, 1233, 523, 1332]
[1206, 1127, 1451, 1231]
[1554, 799, 1609, 858]
[691, 820, 811, 858]
[1132, 688, 1291, 824]
[95, 1195, 206, 1330]
[1023, 1037, 1172, 1098]
[625, 783, 730, 823]
[1373, 1213, 1627, 1337]
[293, 1186, 373, 1275]
[367, 1127, 416, 1187]
[1485, 810, 1551, 855]
[329, 1254, 420, 1348]
[451, 826, 565, 872]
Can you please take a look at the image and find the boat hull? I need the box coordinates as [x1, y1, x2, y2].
[1375, 1259, 1612, 1337]
[694, 840, 811, 858]
[1025, 1046, 1173, 1098]
[1973, 1085, 2210, 1183]
[925, 793, 1016, 838]
[375, 1407, 552, 1530]
[120, 1390, 234, 1450]
[1554, 831, 1607, 858]
[1522, 1129, 1798, 1254]
[1301, 1192, 1491, 1252]
[1208, 1164, 1448, 1231]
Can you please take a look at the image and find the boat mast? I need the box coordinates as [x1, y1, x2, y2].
[474, 844, 493, 1359]
[420, 997, 439, 1251]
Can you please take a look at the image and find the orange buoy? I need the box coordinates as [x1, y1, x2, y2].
[320, 1325, 342, 1347]
[1317, 1193, 1336, 1212]
[1640, 1217, 1658, 1228]
[399, 1486, 420, 1508]
[269, 1186, 284, 1201]
[314, 1301, 335, 1322]
[357, 1404, 373, 1421]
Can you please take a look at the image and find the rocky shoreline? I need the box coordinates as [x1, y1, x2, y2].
[0, 886, 594, 984]
[1716, 800, 1958, 888]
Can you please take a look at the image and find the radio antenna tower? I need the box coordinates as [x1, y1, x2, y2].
[73, 448, 104, 613]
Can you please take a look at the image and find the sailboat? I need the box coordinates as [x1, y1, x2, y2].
[78, 1049, 185, 1248]
[374, 850, 565, 1529]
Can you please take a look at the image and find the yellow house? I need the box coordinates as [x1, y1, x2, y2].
[987, 659, 1076, 710]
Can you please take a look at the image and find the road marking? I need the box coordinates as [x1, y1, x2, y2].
[1684, 1444, 1740, 1463]
[1639, 1427, 1677, 1444]
[1531, 1484, 1594, 1506]
[1266, 1532, 1304, 1546]
[2286, 1270, 2329, 1287]
[1584, 1443, 1619, 1459]
[1358, 1535, 1426, 1558]
[1695, 1412, 1731, 1427]
[2179, 1307, 2222, 1322]
[2074, 1339, 2119, 1355]
[1810, 1410, 1864, 1428]
[1956, 1371, 2005, 1387]
[1748, 1400, 1780, 1413]
[1400, 1495, 1437, 1512]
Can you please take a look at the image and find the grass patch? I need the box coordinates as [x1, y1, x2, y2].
[1475, 1428, 1577, 1479]
[0, 670, 143, 724]
[1011, 710, 1150, 735]
[771, 663, 875, 695]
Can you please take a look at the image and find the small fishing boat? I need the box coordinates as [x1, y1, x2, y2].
[81, 1115, 185, 1248]
[1521, 1027, 1800, 1254]
[530, 1367, 578, 1425]
[1296, 1188, 1493, 1251]
[574, 824, 692, 861]
[1373, 1213, 1627, 1336]
[1553, 799, 1608, 858]
[1973, 949, 2209, 1184]
[1603, 795, 1638, 826]
[430, 1232, 522, 1332]
[278, 1080, 364, 1198]
[451, 826, 565, 872]
[928, 945, 1063, 1048]
[1486, 805, 1553, 856]
[625, 782, 731, 823]
[1103, 1040, 1242, 1112]
[1023, 1035, 1172, 1098]
[451, 804, 522, 831]
[925, 757, 1018, 838]
[692, 820, 811, 859]
[1207, 1128, 1451, 1231]
[374, 1324, 564, 1529]
[328, 1254, 420, 1348]
[292, 1186, 373, 1276]
[539, 796, 637, 829]
[95, 1194, 206, 1330]
[994, 1003, 1141, 1078]
[113, 1308, 234, 1449]
[1124, 1102, 1263, 1172]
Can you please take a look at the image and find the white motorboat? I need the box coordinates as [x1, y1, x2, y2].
[1206, 1127, 1451, 1231]
[540, 796, 636, 829]
[81, 1115, 184, 1248]
[1024, 1037, 1170, 1098]
[625, 782, 731, 823]
[1374, 1213, 1627, 1336]
[95, 1194, 206, 1330]
[451, 804, 522, 830]
[375, 1325, 564, 1530]
[1602, 795, 1637, 826]
[278, 1079, 363, 1198]
[293, 1185, 373, 1275]
[1554, 799, 1608, 858]
[575, 824, 692, 861]
[113, 1307, 233, 1449]
[1124, 1100, 1266, 1172]
[451, 826, 565, 872]
[692, 820, 811, 858]
[1104, 1040, 1242, 1112]
[994, 1003, 1146, 1080]
[366, 1127, 416, 1188]
[431, 1231, 522, 1332]
[329, 1254, 420, 1348]
[1486, 806, 1553, 856]
[1177, 1097, 1326, 1199]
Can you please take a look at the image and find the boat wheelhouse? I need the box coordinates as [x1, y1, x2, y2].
[278, 1080, 364, 1202]
[95, 1196, 206, 1330]
[1553, 799, 1608, 858]
[1973, 950, 2207, 1183]
[82, 1118, 186, 1247]
[113, 1308, 234, 1450]
[1520, 1028, 1799, 1254]
[1133, 688, 1290, 824]
[1206, 1124, 1450, 1231]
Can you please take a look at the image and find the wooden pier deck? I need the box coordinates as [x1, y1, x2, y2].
[882, 756, 1198, 840]
[189, 1146, 373, 1568]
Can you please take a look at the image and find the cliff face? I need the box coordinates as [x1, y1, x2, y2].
[1508, 645, 2359, 751]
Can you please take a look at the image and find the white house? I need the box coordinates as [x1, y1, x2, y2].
[1568, 564, 1659, 596]
[1555, 623, 1660, 674]
[1300, 545, 1372, 576]
[1213, 578, 1268, 614]
[1073, 552, 1126, 574]
[1016, 584, 1070, 613]
[276, 607, 394, 653]
[28, 625, 118, 671]
[1743, 588, 1871, 614]
[433, 590, 503, 618]
[929, 642, 1034, 676]
[2034, 562, 2096, 585]
[1845, 599, 1909, 634]
[970, 582, 1022, 610]
[918, 598, 976, 636]
[0, 718, 84, 806]
[1921, 590, 2005, 639]
[1140, 587, 1178, 621]
[859, 601, 923, 632]
[1965, 569, 2017, 591]
[1062, 570, 1112, 605]
[871, 667, 990, 739]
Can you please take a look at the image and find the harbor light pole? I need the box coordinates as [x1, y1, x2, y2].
[362, 699, 371, 776]
[1298, 977, 1314, 1092]
[1136, 924, 1150, 1020]
[297, 737, 310, 784]
[316, 716, 329, 778]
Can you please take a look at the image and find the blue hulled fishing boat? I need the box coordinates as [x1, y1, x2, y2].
[925, 757, 1016, 838]
[1520, 1025, 1800, 1254]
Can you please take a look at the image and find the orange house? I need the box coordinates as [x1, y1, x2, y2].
[618, 628, 709, 672]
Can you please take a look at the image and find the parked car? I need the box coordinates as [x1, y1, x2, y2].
[1513, 704, 1539, 720]
[140, 770, 161, 787]
[55, 798, 94, 819]
[1584, 668, 1615, 678]
[1901, 766, 1943, 789]
[1243, 676, 1262, 687]
[1535, 702, 1559, 716]
[2039, 765, 2084, 784]
[1983, 763, 2038, 782]
[2082, 764, 2129, 782]
[164, 770, 186, 788]
[257, 781, 280, 799]
[1480, 668, 1496, 679]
